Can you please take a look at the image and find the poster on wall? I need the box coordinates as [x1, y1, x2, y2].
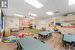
[20, 18, 32, 27]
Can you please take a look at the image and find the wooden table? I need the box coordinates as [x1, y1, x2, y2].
[17, 37, 52, 50]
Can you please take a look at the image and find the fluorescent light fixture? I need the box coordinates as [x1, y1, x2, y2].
[25, 0, 43, 8]
[28, 13, 37, 16]
[14, 14, 24, 17]
[69, 0, 75, 5]
[46, 11, 54, 15]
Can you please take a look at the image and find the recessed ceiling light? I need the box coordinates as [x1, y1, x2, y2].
[69, 0, 75, 5]
[28, 13, 37, 16]
[25, 0, 43, 8]
[14, 14, 24, 17]
[46, 11, 54, 15]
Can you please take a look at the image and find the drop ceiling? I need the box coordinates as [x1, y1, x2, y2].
[2, 0, 75, 19]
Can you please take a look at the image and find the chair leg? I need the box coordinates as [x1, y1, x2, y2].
[71, 42, 75, 50]
[69, 45, 70, 50]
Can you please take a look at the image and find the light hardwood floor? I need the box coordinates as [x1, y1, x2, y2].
[0, 42, 17, 50]
[46, 32, 65, 50]
[0, 31, 68, 50]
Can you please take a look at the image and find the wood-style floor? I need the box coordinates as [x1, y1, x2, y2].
[46, 32, 65, 50]
[0, 31, 69, 50]
[0, 42, 17, 50]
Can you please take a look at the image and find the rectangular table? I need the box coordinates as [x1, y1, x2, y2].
[38, 31, 53, 43]
[17, 37, 52, 50]
[39, 30, 52, 35]
[63, 34, 75, 42]
[63, 34, 75, 49]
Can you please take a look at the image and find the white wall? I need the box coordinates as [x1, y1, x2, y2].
[5, 16, 19, 29]
[32, 19, 49, 30]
